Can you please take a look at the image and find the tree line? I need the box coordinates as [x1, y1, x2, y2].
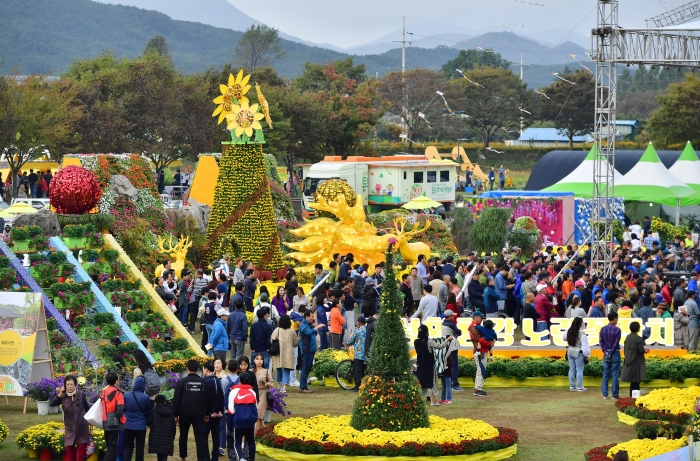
[2, 29, 697, 187]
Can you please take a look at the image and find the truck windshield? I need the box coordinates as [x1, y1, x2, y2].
[304, 177, 334, 196]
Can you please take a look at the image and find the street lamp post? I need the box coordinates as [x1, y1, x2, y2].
[456, 138, 469, 192]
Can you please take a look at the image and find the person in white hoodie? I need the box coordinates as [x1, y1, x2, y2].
[254, 293, 279, 327]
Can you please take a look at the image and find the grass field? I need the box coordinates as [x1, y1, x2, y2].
[1, 384, 634, 461]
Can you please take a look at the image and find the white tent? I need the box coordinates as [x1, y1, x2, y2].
[543, 145, 623, 197]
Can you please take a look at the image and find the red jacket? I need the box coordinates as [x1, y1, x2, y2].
[100, 385, 125, 426]
[534, 293, 556, 324]
[662, 285, 672, 304]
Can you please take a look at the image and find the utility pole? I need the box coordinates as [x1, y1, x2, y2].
[517, 53, 529, 136]
[394, 17, 412, 146]
[374, 71, 379, 151]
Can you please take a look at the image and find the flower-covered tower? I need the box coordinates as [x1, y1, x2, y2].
[204, 70, 283, 269]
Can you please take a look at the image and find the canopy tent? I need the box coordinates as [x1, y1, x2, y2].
[542, 145, 624, 197]
[668, 141, 700, 207]
[615, 143, 696, 223]
[479, 191, 573, 199]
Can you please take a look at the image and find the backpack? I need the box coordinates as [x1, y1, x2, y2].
[223, 374, 240, 407]
[143, 369, 161, 396]
[228, 386, 258, 428]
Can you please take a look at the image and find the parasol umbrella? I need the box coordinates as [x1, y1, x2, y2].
[402, 195, 443, 210]
[4, 202, 39, 214]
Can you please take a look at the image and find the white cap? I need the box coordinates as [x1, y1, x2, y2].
[217, 308, 229, 317]
[536, 283, 548, 292]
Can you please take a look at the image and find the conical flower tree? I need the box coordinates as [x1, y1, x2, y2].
[204, 71, 283, 269]
[350, 242, 429, 432]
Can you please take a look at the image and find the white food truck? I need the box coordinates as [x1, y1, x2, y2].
[301, 155, 456, 218]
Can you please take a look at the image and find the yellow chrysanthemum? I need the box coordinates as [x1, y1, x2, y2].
[212, 70, 252, 124]
[608, 438, 686, 461]
[255, 83, 273, 129]
[225, 101, 264, 138]
[635, 385, 700, 415]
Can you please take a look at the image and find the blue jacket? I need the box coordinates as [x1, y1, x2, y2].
[124, 376, 153, 430]
[209, 318, 229, 352]
[249, 318, 272, 352]
[227, 309, 248, 342]
[299, 319, 318, 353]
[483, 286, 499, 314]
[494, 273, 508, 300]
[441, 263, 456, 279]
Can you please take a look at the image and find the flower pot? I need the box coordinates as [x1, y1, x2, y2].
[64, 237, 88, 249]
[28, 449, 39, 459]
[12, 240, 31, 252]
[264, 409, 272, 423]
[87, 454, 99, 461]
[36, 400, 49, 415]
[39, 448, 52, 461]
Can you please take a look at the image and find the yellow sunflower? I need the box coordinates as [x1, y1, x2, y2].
[212, 70, 251, 124]
[225, 101, 264, 138]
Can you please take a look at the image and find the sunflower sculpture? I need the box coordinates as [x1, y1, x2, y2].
[212, 70, 252, 124]
[256, 83, 273, 129]
[225, 101, 265, 138]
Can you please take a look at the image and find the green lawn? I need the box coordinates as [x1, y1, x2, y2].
[1, 384, 635, 461]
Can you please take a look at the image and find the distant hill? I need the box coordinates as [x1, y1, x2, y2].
[453, 32, 588, 66]
[0, 0, 583, 84]
[0, 0, 347, 76]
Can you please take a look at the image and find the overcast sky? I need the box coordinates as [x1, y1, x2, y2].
[229, 0, 691, 48]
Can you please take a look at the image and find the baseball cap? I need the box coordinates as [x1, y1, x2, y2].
[512, 246, 520, 251]
[631, 258, 641, 264]
[217, 308, 229, 317]
[443, 309, 456, 317]
[574, 280, 585, 287]
[260, 293, 269, 302]
[472, 311, 484, 318]
[365, 277, 376, 285]
[536, 283, 548, 292]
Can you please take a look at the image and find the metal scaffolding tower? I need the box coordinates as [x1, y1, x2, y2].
[591, 0, 700, 277]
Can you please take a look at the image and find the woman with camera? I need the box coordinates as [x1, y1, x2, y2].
[50, 375, 91, 461]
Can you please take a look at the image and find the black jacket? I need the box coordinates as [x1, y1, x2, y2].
[155, 285, 175, 303]
[523, 302, 540, 321]
[364, 316, 377, 359]
[399, 283, 413, 311]
[173, 373, 208, 418]
[468, 280, 484, 308]
[249, 320, 272, 352]
[204, 374, 224, 416]
[148, 404, 176, 456]
[361, 286, 379, 317]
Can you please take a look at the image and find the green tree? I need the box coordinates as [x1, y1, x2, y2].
[233, 24, 285, 72]
[143, 34, 173, 66]
[0, 75, 81, 195]
[351, 245, 429, 432]
[541, 69, 595, 148]
[63, 52, 131, 154]
[648, 74, 700, 146]
[441, 49, 511, 79]
[294, 57, 366, 91]
[379, 69, 445, 150]
[467, 207, 513, 253]
[446, 66, 533, 147]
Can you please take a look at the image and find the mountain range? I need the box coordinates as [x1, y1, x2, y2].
[0, 0, 590, 88]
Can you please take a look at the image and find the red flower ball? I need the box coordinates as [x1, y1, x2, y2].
[49, 166, 102, 214]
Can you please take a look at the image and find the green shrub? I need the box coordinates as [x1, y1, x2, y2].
[468, 207, 512, 254]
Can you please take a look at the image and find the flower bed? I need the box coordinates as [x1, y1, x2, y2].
[0, 418, 8, 443]
[584, 438, 687, 461]
[312, 349, 350, 380]
[16, 421, 106, 454]
[258, 417, 518, 458]
[636, 386, 700, 414]
[465, 355, 700, 382]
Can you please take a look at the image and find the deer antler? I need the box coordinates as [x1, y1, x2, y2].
[157, 235, 177, 255]
[178, 235, 193, 253]
[393, 217, 407, 234]
[404, 220, 431, 238]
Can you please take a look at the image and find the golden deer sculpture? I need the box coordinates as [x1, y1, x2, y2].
[392, 217, 431, 265]
[154, 235, 194, 279]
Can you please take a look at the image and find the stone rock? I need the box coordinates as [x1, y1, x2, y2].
[109, 175, 138, 202]
[12, 208, 61, 236]
[181, 198, 211, 233]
